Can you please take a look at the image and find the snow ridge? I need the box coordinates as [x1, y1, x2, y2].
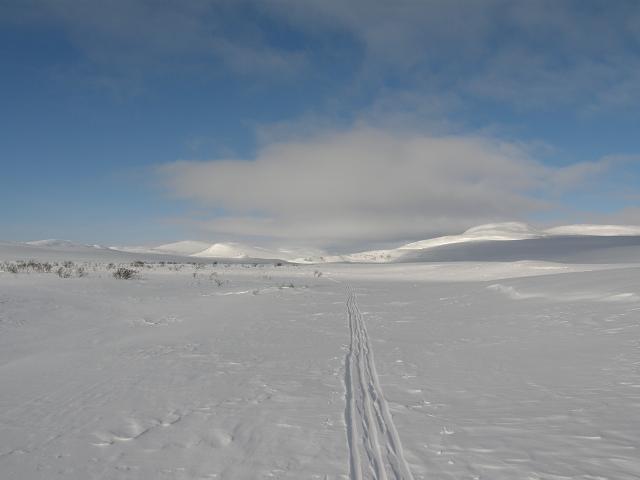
[344, 287, 414, 480]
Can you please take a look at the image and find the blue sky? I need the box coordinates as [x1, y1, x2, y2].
[1, 0, 639, 249]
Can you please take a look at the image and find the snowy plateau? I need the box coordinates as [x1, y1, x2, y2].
[1, 223, 640, 479]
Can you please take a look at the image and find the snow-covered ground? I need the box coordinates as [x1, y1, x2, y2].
[1, 235, 640, 479]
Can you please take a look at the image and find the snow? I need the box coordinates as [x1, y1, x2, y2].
[192, 242, 283, 260]
[462, 221, 544, 239]
[24, 239, 101, 249]
[399, 235, 640, 264]
[321, 222, 640, 264]
[330, 223, 546, 263]
[2, 236, 640, 478]
[28, 222, 640, 265]
[110, 241, 217, 256]
[109, 241, 323, 263]
[545, 224, 640, 236]
[152, 241, 213, 255]
[25, 239, 79, 247]
[191, 243, 327, 263]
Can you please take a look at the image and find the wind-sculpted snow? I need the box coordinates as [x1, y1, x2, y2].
[488, 283, 640, 303]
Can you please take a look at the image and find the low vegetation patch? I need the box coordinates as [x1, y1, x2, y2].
[2, 260, 53, 274]
[113, 267, 138, 280]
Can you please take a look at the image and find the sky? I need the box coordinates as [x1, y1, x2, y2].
[1, 0, 640, 251]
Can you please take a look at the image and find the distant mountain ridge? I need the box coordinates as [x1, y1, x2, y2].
[315, 222, 640, 263]
[25, 239, 103, 249]
[15, 222, 640, 264]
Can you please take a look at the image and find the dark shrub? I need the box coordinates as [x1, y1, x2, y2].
[113, 267, 137, 280]
[56, 267, 73, 278]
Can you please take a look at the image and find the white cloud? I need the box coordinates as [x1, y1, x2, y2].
[158, 127, 612, 249]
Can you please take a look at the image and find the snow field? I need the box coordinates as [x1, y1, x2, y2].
[1, 259, 639, 479]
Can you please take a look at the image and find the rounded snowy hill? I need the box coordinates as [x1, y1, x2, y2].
[324, 222, 640, 264]
[545, 224, 640, 236]
[397, 223, 640, 264]
[153, 241, 213, 256]
[191, 243, 322, 262]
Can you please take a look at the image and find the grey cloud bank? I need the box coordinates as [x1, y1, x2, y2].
[158, 128, 615, 248]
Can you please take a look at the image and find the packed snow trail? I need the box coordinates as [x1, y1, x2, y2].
[344, 286, 415, 480]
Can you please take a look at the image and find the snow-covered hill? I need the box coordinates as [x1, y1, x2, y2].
[192, 243, 328, 263]
[327, 222, 545, 263]
[319, 222, 640, 264]
[108, 240, 322, 262]
[545, 224, 640, 236]
[25, 239, 104, 249]
[8, 222, 640, 264]
[192, 243, 282, 260]
[154, 240, 213, 256]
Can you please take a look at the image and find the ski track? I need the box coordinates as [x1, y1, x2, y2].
[344, 286, 415, 480]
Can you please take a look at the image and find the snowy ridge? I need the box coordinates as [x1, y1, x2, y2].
[321, 222, 640, 264]
[192, 243, 282, 260]
[545, 224, 640, 236]
[323, 222, 544, 263]
[404, 222, 543, 249]
[191, 243, 327, 263]
[345, 286, 415, 480]
[154, 240, 212, 255]
[25, 239, 101, 249]
[110, 241, 213, 256]
[112, 241, 323, 262]
[15, 222, 640, 264]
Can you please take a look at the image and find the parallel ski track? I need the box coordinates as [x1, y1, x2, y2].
[344, 286, 415, 480]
